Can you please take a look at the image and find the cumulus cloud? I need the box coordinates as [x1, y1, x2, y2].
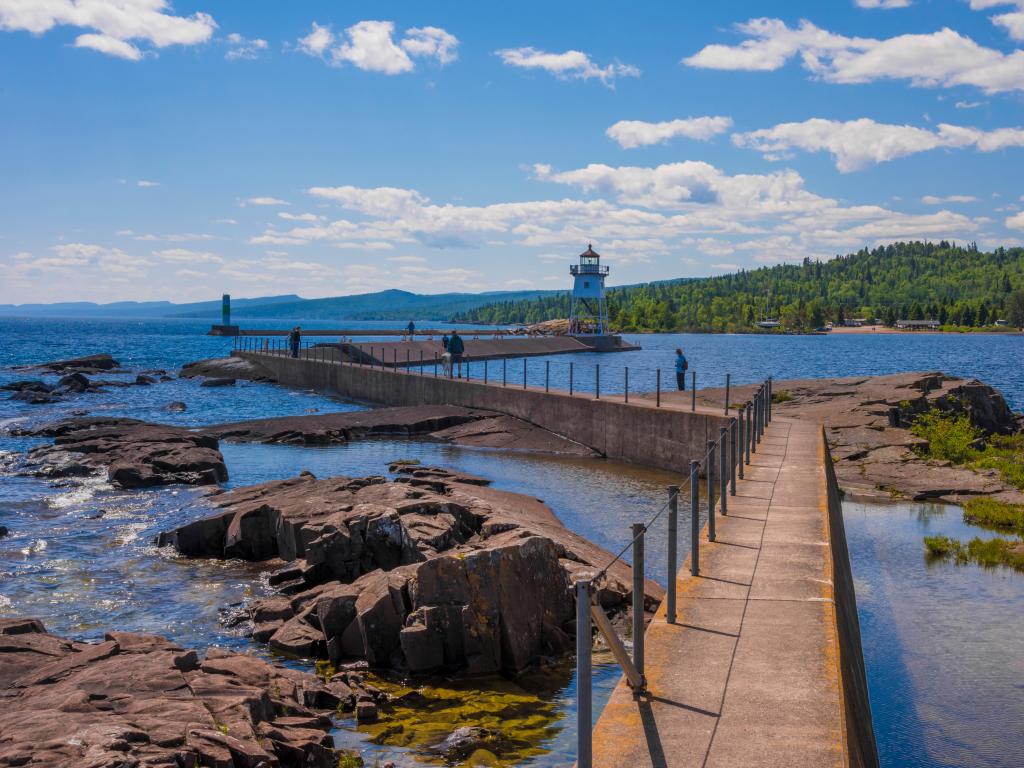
[684, 17, 1024, 94]
[278, 212, 321, 222]
[606, 116, 733, 148]
[153, 248, 222, 263]
[247, 196, 290, 206]
[0, 0, 216, 60]
[732, 118, 1024, 171]
[225, 32, 267, 61]
[296, 20, 458, 74]
[921, 195, 977, 204]
[496, 47, 639, 85]
[136, 179, 160, 187]
[1006, 211, 1024, 229]
[969, 1, 1024, 40]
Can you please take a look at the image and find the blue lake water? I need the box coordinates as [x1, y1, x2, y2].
[0, 316, 1022, 766]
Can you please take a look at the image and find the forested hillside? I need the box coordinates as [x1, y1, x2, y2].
[453, 242, 1024, 332]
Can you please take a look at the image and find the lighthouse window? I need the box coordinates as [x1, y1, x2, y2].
[584, 281, 590, 288]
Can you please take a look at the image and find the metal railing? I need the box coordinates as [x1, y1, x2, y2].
[574, 377, 773, 768]
[234, 336, 747, 410]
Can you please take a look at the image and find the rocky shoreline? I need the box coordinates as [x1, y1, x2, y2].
[0, 617, 372, 768]
[157, 464, 660, 678]
[687, 372, 1024, 504]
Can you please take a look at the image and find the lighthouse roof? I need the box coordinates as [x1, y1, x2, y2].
[579, 244, 601, 259]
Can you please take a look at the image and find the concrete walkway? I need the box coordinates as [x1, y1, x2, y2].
[590, 417, 849, 768]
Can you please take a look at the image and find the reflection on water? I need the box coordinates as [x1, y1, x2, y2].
[844, 501, 1024, 768]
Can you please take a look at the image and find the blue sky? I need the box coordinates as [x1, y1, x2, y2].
[1, 0, 1023, 303]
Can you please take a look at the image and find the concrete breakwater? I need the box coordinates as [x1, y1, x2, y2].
[237, 351, 729, 475]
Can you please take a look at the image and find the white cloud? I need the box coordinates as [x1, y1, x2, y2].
[1006, 211, 1024, 229]
[732, 117, 1024, 171]
[684, 18, 1024, 94]
[278, 212, 321, 222]
[153, 248, 222, 263]
[386, 255, 426, 263]
[921, 195, 977, 204]
[214, 218, 237, 225]
[955, 100, 983, 108]
[496, 47, 639, 86]
[606, 116, 733, 148]
[297, 20, 458, 74]
[247, 196, 290, 206]
[137, 179, 160, 187]
[0, 0, 216, 60]
[855, 0, 912, 8]
[225, 32, 267, 61]
[969, 1, 1024, 40]
[711, 262, 742, 271]
[308, 185, 428, 216]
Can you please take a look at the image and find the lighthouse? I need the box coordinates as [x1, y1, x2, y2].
[569, 244, 610, 336]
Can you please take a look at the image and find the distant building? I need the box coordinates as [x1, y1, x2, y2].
[895, 319, 941, 330]
[994, 319, 1009, 327]
[756, 320, 782, 329]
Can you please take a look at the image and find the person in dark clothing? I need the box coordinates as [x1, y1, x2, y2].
[290, 327, 301, 358]
[406, 320, 415, 338]
[448, 330, 465, 377]
[675, 348, 688, 390]
[441, 333, 450, 351]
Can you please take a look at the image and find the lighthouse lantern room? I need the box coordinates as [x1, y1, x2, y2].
[568, 244, 610, 336]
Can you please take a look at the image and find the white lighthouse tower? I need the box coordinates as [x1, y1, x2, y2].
[569, 244, 610, 336]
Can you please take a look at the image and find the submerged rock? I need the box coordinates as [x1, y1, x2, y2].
[180, 355, 274, 382]
[0, 619, 344, 768]
[0, 525, 8, 539]
[203, 405, 597, 456]
[15, 353, 122, 375]
[16, 417, 227, 488]
[165, 400, 188, 412]
[201, 377, 236, 387]
[157, 467, 660, 678]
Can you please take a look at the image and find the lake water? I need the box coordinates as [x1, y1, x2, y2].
[0, 316, 1022, 766]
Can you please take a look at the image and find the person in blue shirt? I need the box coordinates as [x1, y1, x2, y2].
[448, 330, 465, 377]
[675, 348, 688, 390]
[406, 320, 415, 338]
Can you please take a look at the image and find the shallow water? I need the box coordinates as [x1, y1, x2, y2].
[1, 316, 1023, 765]
[844, 501, 1024, 768]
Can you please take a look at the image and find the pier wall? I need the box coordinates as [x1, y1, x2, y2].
[824, 432, 880, 768]
[239, 352, 729, 473]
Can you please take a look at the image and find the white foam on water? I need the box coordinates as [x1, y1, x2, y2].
[46, 476, 109, 509]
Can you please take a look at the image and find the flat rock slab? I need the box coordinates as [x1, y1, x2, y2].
[0, 619, 347, 768]
[14, 417, 227, 488]
[203, 404, 597, 456]
[683, 371, 1024, 503]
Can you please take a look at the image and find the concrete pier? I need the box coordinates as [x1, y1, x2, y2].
[234, 351, 877, 766]
[590, 418, 877, 768]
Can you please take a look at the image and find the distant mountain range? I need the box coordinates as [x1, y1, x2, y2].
[0, 289, 558, 321]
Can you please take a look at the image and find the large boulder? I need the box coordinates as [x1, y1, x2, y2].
[14, 353, 122, 374]
[15, 418, 227, 488]
[0, 620, 345, 768]
[158, 467, 661, 677]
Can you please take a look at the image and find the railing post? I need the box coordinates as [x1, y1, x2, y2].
[746, 402, 753, 463]
[690, 461, 700, 576]
[484, 359, 488, 384]
[576, 579, 592, 768]
[719, 427, 729, 515]
[706, 440, 716, 542]
[545, 360, 550, 392]
[420, 350, 423, 375]
[751, 395, 759, 453]
[738, 407, 746, 478]
[666, 486, 678, 624]
[569, 362, 574, 396]
[656, 369, 661, 408]
[767, 377, 773, 422]
[631, 522, 645, 682]
[691, 371, 696, 411]
[730, 419, 738, 495]
[523, 358, 527, 390]
[595, 364, 600, 400]
[624, 367, 629, 403]
[724, 373, 731, 415]
[433, 355, 438, 378]
[502, 358, 507, 387]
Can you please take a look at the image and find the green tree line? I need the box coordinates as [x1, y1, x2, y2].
[452, 241, 1024, 332]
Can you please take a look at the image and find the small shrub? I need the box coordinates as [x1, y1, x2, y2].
[771, 389, 793, 404]
[923, 534, 1024, 572]
[337, 752, 364, 768]
[910, 410, 980, 464]
[924, 535, 960, 559]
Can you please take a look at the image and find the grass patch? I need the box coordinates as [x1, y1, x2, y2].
[924, 534, 1024, 572]
[962, 498, 1024, 534]
[771, 389, 794, 404]
[910, 410, 1024, 490]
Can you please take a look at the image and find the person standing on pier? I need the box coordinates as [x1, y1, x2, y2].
[448, 330, 465, 377]
[406, 319, 415, 339]
[289, 327, 301, 358]
[675, 348, 688, 390]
